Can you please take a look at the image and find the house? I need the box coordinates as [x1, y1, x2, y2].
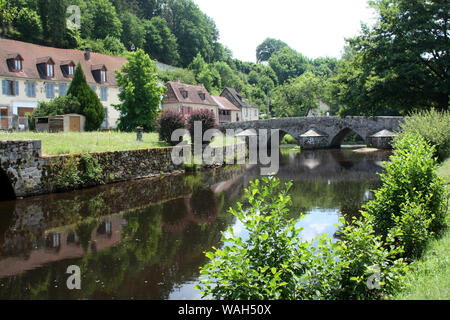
[162, 81, 219, 123]
[211, 96, 241, 123]
[220, 87, 260, 122]
[307, 100, 331, 117]
[0, 39, 128, 130]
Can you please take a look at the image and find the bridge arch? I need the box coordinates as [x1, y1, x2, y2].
[0, 167, 16, 201]
[330, 127, 367, 148]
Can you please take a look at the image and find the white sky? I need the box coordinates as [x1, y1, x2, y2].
[193, 0, 377, 62]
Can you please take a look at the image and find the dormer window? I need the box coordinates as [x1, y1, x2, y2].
[92, 65, 107, 83]
[36, 57, 55, 79]
[6, 53, 24, 72]
[61, 61, 75, 78]
[198, 92, 206, 100]
[180, 89, 188, 99]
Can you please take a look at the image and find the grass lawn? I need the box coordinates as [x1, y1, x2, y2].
[0, 131, 168, 155]
[391, 158, 450, 300]
[0, 131, 242, 156]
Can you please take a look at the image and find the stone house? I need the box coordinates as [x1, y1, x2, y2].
[162, 81, 219, 123]
[0, 39, 127, 130]
[211, 96, 241, 123]
[220, 87, 259, 122]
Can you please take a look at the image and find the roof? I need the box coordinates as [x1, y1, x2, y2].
[300, 129, 328, 137]
[163, 81, 218, 107]
[211, 96, 240, 112]
[220, 87, 252, 109]
[0, 39, 127, 86]
[370, 129, 396, 137]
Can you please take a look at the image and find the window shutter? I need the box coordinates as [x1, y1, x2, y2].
[32, 82, 36, 97]
[14, 81, 19, 96]
[2, 80, 6, 95]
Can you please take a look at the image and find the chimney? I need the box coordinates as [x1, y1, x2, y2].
[84, 49, 91, 60]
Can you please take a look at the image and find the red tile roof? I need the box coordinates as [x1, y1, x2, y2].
[163, 81, 218, 107]
[0, 39, 127, 86]
[212, 96, 240, 111]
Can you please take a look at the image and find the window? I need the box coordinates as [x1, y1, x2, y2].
[199, 93, 205, 100]
[47, 64, 54, 78]
[102, 107, 108, 128]
[15, 59, 22, 71]
[68, 65, 74, 76]
[101, 70, 107, 82]
[180, 90, 188, 99]
[59, 84, 67, 96]
[45, 83, 55, 99]
[100, 87, 108, 101]
[26, 82, 36, 97]
[2, 80, 18, 96]
[90, 85, 97, 93]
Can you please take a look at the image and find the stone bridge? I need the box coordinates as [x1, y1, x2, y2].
[220, 116, 404, 149]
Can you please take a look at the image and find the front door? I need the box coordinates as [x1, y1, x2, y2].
[69, 116, 81, 132]
[0, 109, 8, 129]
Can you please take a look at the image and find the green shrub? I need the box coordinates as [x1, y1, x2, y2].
[336, 213, 408, 300]
[397, 109, 450, 161]
[53, 157, 81, 191]
[157, 111, 186, 146]
[281, 134, 296, 145]
[196, 177, 408, 300]
[78, 154, 103, 185]
[365, 133, 447, 240]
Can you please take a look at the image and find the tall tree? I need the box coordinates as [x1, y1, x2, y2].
[334, 0, 449, 115]
[256, 38, 288, 63]
[143, 16, 180, 66]
[82, 0, 122, 40]
[269, 46, 310, 84]
[67, 63, 105, 131]
[114, 49, 167, 132]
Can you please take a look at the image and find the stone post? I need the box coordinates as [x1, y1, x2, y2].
[136, 126, 144, 142]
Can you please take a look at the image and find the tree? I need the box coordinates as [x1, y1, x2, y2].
[67, 63, 105, 131]
[333, 0, 449, 115]
[120, 12, 145, 51]
[114, 49, 167, 132]
[256, 38, 288, 63]
[14, 7, 42, 42]
[82, 0, 122, 40]
[272, 72, 323, 118]
[269, 46, 310, 84]
[143, 16, 180, 66]
[1, 0, 18, 35]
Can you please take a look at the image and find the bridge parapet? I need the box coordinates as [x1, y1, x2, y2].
[220, 116, 404, 149]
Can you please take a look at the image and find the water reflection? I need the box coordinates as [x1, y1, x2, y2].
[0, 149, 389, 300]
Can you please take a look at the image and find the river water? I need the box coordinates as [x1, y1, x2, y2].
[0, 148, 390, 300]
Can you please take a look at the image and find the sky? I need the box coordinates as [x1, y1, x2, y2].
[193, 0, 378, 62]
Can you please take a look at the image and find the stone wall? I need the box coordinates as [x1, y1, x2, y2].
[0, 140, 247, 199]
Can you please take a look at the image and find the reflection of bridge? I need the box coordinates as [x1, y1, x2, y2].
[221, 116, 403, 149]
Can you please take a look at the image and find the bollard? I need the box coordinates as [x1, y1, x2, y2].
[136, 126, 144, 142]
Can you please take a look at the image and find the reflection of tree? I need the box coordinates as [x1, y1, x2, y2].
[75, 219, 98, 253]
[161, 198, 189, 225]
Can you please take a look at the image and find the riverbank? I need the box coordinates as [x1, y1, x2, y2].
[391, 158, 450, 300]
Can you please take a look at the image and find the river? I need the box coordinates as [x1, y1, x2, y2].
[0, 148, 390, 300]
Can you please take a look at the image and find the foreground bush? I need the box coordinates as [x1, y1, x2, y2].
[396, 109, 450, 161]
[157, 111, 186, 146]
[365, 132, 447, 260]
[196, 177, 408, 300]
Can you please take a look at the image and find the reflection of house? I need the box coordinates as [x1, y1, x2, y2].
[220, 88, 259, 122]
[211, 96, 241, 123]
[162, 81, 219, 123]
[0, 39, 127, 130]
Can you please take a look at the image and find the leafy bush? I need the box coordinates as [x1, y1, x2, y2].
[157, 111, 186, 146]
[281, 134, 296, 145]
[397, 109, 450, 161]
[197, 177, 408, 300]
[187, 110, 218, 144]
[364, 132, 447, 258]
[336, 213, 408, 300]
[78, 154, 103, 186]
[34, 96, 82, 118]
